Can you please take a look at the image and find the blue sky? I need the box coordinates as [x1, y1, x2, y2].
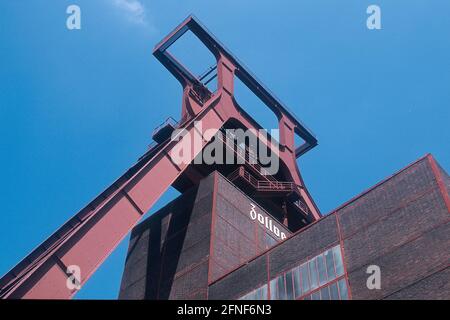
[0, 1, 448, 299]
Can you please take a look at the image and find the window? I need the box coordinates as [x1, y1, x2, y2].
[309, 258, 319, 290]
[300, 263, 310, 294]
[269, 277, 278, 300]
[325, 249, 336, 279]
[329, 282, 340, 300]
[265, 234, 277, 249]
[239, 284, 268, 300]
[285, 271, 294, 300]
[293, 266, 302, 297]
[333, 246, 345, 277]
[237, 245, 349, 300]
[311, 290, 321, 300]
[338, 278, 349, 300]
[301, 278, 349, 300]
[317, 254, 327, 286]
[258, 285, 268, 300]
[320, 286, 330, 300]
[277, 275, 287, 300]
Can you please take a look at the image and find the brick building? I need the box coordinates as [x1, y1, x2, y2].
[119, 154, 450, 300]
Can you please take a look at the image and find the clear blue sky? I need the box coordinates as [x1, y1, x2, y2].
[0, 1, 448, 299]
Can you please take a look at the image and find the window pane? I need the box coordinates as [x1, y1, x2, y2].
[255, 288, 262, 300]
[300, 263, 310, 294]
[320, 286, 330, 300]
[277, 274, 287, 300]
[253, 290, 259, 300]
[259, 284, 268, 300]
[240, 289, 253, 300]
[333, 246, 345, 277]
[325, 249, 336, 280]
[317, 254, 328, 285]
[270, 278, 278, 300]
[338, 279, 348, 300]
[285, 271, 294, 300]
[293, 266, 302, 298]
[241, 284, 269, 300]
[309, 258, 319, 290]
[303, 295, 311, 300]
[250, 288, 258, 300]
[311, 290, 321, 300]
[329, 282, 339, 300]
[265, 234, 277, 249]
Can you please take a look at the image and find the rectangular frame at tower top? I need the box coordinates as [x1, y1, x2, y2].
[153, 15, 318, 158]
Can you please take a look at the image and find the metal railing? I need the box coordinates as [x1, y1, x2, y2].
[227, 165, 310, 216]
[228, 166, 294, 193]
[257, 180, 295, 191]
[151, 117, 178, 137]
[218, 129, 278, 182]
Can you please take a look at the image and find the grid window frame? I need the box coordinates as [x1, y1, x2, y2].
[237, 244, 349, 301]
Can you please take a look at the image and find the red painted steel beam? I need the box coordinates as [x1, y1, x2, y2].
[0, 97, 224, 299]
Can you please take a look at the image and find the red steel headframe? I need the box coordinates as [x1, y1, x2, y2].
[153, 15, 320, 219]
[0, 15, 320, 299]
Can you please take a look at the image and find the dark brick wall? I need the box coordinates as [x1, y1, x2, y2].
[338, 158, 438, 239]
[209, 174, 290, 282]
[119, 173, 215, 299]
[386, 267, 450, 300]
[338, 156, 450, 299]
[347, 222, 449, 299]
